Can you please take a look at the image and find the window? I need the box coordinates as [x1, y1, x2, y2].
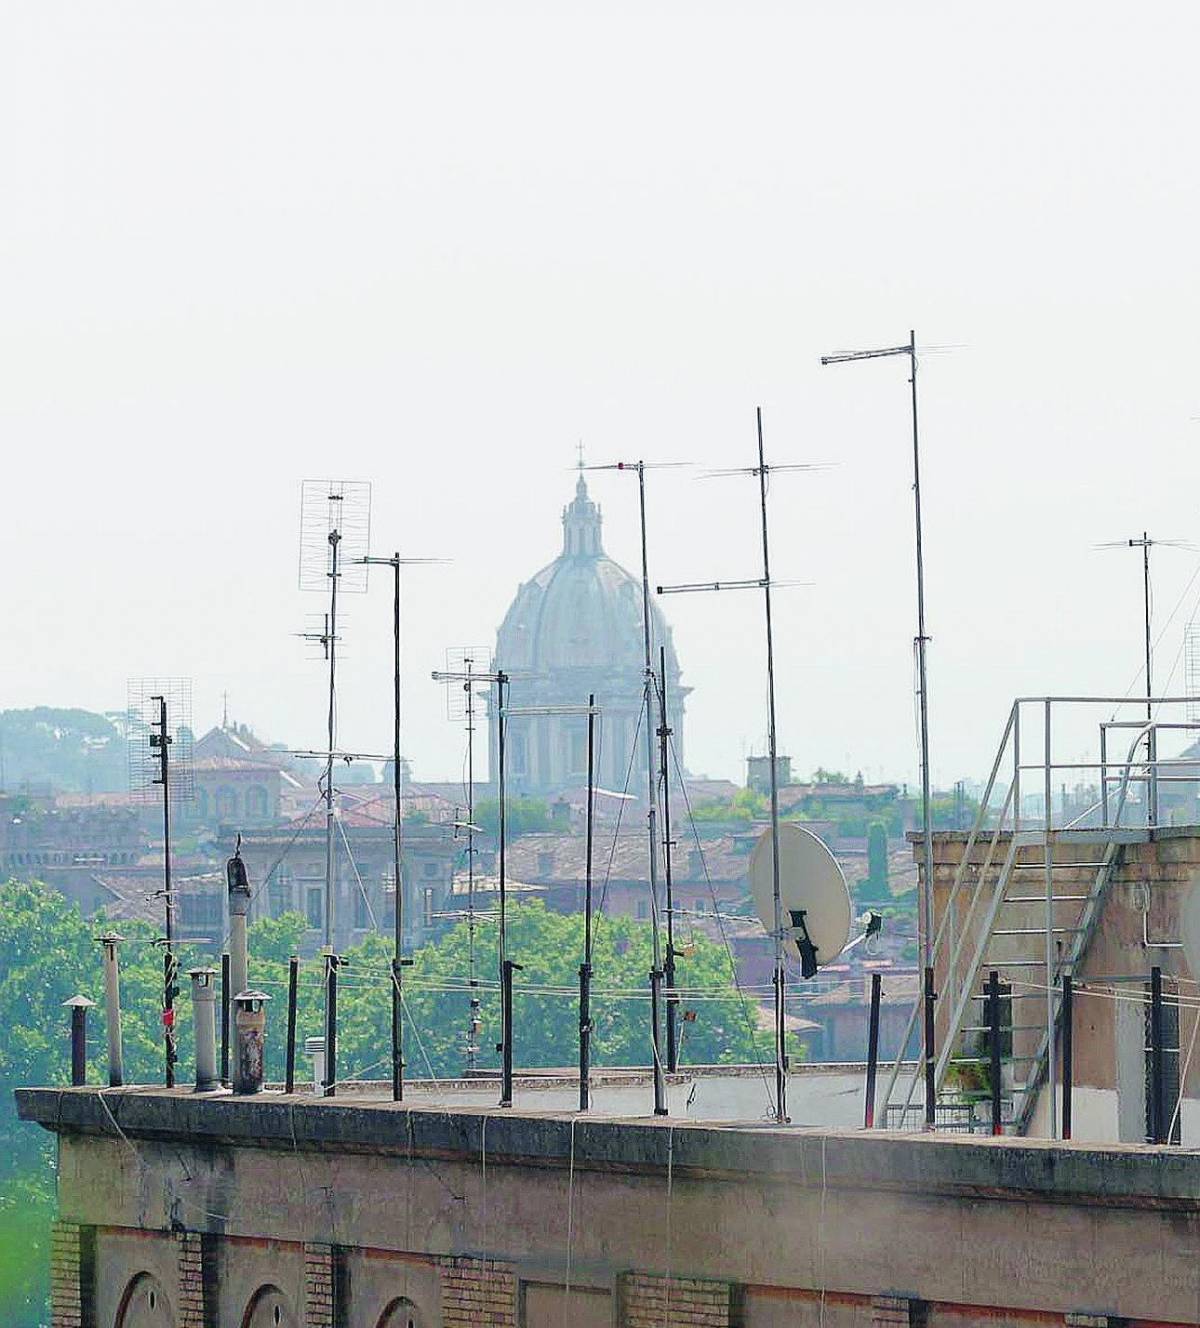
[354, 889, 371, 929]
[306, 886, 323, 930]
[269, 878, 288, 918]
[422, 888, 435, 928]
[636, 900, 648, 921]
[509, 731, 527, 777]
[538, 851, 554, 876]
[567, 721, 587, 776]
[246, 786, 269, 819]
[179, 892, 222, 928]
[423, 861, 439, 879]
[216, 787, 238, 821]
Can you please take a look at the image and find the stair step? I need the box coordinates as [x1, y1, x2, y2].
[1002, 894, 1090, 903]
[961, 1024, 1046, 1034]
[982, 959, 1049, 967]
[1011, 862, 1103, 870]
[992, 927, 1085, 937]
[950, 1055, 1038, 1065]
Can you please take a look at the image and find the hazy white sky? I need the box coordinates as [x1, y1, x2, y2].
[4, 3, 1200, 789]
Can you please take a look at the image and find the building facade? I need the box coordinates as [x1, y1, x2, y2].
[490, 472, 687, 797]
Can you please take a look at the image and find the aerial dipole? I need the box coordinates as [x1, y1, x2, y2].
[356, 552, 442, 1101]
[435, 646, 492, 1071]
[659, 411, 822, 1125]
[299, 481, 372, 951]
[584, 458, 690, 1116]
[127, 678, 194, 1088]
[821, 335, 934, 972]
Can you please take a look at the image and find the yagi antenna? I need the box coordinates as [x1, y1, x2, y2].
[434, 645, 493, 1071]
[298, 479, 372, 953]
[127, 677, 194, 1089]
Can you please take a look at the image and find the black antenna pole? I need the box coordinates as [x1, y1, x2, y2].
[658, 646, 679, 1073]
[467, 659, 479, 1071]
[580, 692, 596, 1110]
[151, 695, 176, 1088]
[324, 527, 341, 951]
[389, 553, 405, 1100]
[755, 409, 788, 1125]
[635, 461, 669, 1116]
[497, 669, 511, 1105]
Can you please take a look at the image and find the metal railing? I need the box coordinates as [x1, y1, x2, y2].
[878, 696, 1200, 1136]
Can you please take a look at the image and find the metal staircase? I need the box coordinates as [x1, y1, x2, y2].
[878, 697, 1199, 1136]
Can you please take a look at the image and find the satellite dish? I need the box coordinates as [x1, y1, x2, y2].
[1179, 875, 1200, 976]
[748, 822, 852, 977]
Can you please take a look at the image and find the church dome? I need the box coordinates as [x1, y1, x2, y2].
[495, 472, 681, 680]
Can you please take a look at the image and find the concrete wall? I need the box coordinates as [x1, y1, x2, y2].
[20, 1086, 1200, 1327]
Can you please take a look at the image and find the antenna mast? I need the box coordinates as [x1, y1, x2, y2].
[658, 412, 822, 1124]
[299, 481, 372, 951]
[128, 678, 194, 1088]
[436, 647, 491, 1071]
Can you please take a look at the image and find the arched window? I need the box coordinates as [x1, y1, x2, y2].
[115, 1272, 174, 1328]
[216, 787, 238, 821]
[246, 786, 269, 820]
[241, 1284, 297, 1328]
[378, 1297, 423, 1328]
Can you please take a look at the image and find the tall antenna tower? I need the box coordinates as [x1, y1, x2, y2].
[299, 480, 372, 950]
[438, 646, 491, 1071]
[127, 677, 194, 1087]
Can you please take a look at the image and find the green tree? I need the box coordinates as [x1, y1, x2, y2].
[857, 820, 890, 901]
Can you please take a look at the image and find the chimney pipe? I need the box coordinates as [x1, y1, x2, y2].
[62, 995, 96, 1087]
[226, 841, 252, 1010]
[232, 990, 270, 1095]
[99, 933, 125, 1087]
[189, 967, 220, 1092]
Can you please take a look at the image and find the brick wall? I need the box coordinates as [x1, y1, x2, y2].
[872, 1296, 921, 1326]
[176, 1230, 210, 1328]
[438, 1254, 518, 1326]
[304, 1243, 336, 1328]
[50, 1221, 92, 1328]
[619, 1272, 733, 1328]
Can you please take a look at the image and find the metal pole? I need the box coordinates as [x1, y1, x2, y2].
[580, 692, 595, 1112]
[756, 408, 788, 1125]
[1061, 973, 1073, 1141]
[501, 958, 522, 1108]
[154, 696, 177, 1088]
[635, 462, 668, 1117]
[285, 956, 298, 1094]
[909, 335, 935, 975]
[220, 952, 230, 1086]
[864, 973, 882, 1128]
[391, 553, 404, 1103]
[324, 528, 341, 950]
[923, 965, 936, 1129]
[1044, 699, 1057, 1139]
[467, 660, 479, 1073]
[323, 953, 338, 1097]
[190, 968, 219, 1093]
[1150, 965, 1165, 1144]
[988, 969, 1002, 1136]
[497, 671, 509, 1084]
[1143, 532, 1153, 724]
[658, 646, 679, 1073]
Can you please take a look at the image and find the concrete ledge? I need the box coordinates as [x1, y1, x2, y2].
[16, 1085, 1200, 1211]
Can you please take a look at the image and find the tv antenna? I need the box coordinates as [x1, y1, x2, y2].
[582, 458, 689, 1115]
[127, 677, 194, 1088]
[433, 652, 502, 1081]
[1095, 533, 1194, 722]
[658, 409, 820, 1125]
[298, 480, 372, 950]
[434, 646, 489, 1072]
[355, 551, 445, 1102]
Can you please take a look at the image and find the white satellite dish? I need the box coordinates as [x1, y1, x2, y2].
[748, 822, 852, 977]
